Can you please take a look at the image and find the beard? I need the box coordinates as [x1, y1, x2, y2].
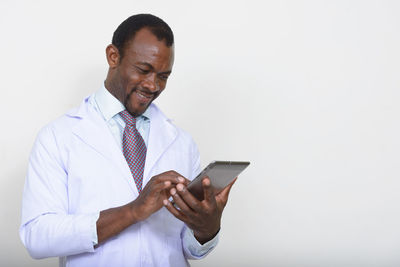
[124, 86, 161, 117]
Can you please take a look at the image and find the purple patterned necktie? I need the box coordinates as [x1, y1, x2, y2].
[120, 110, 147, 193]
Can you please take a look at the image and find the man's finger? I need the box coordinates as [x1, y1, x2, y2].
[202, 177, 216, 204]
[163, 199, 187, 221]
[175, 183, 202, 212]
[219, 177, 237, 197]
[216, 178, 237, 204]
[153, 174, 186, 185]
[183, 177, 191, 186]
[170, 186, 193, 214]
[151, 180, 175, 193]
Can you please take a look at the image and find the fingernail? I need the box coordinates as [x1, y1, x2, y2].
[178, 176, 185, 183]
[177, 184, 184, 191]
[170, 188, 176, 195]
[163, 199, 168, 206]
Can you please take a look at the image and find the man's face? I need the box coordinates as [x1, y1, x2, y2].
[106, 28, 174, 117]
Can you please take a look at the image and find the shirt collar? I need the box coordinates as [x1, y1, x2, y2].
[94, 84, 150, 121]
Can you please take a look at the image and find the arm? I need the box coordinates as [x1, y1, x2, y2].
[20, 127, 94, 258]
[95, 172, 184, 244]
[20, 126, 183, 258]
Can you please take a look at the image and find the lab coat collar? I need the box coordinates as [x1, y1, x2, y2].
[143, 104, 178, 183]
[66, 96, 136, 194]
[66, 95, 178, 195]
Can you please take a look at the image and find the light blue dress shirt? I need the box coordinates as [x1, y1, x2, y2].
[87, 85, 217, 257]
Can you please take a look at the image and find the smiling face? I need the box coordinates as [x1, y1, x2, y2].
[105, 27, 174, 117]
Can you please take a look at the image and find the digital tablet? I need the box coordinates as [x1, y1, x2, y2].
[187, 161, 250, 201]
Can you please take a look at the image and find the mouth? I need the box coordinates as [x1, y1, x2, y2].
[129, 88, 157, 107]
[135, 90, 153, 100]
[125, 87, 161, 115]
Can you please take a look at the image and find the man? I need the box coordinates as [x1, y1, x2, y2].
[20, 14, 235, 266]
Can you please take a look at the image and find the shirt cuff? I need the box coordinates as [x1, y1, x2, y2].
[183, 227, 219, 259]
[91, 212, 100, 246]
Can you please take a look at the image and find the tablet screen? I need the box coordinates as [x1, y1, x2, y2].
[187, 161, 250, 201]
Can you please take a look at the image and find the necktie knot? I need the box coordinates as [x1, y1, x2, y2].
[120, 110, 136, 127]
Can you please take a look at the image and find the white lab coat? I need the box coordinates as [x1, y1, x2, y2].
[20, 96, 204, 267]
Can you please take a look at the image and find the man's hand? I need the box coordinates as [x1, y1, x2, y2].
[131, 171, 186, 221]
[163, 176, 236, 244]
[96, 171, 185, 245]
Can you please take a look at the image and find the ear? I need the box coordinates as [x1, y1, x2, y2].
[106, 44, 120, 68]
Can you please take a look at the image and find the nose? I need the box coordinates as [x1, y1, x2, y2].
[141, 73, 158, 93]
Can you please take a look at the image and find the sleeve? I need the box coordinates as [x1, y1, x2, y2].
[19, 126, 98, 259]
[182, 226, 219, 259]
[181, 138, 219, 259]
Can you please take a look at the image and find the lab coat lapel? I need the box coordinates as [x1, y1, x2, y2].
[67, 97, 138, 195]
[143, 105, 178, 184]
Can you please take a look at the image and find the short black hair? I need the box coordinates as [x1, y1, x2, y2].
[112, 14, 174, 58]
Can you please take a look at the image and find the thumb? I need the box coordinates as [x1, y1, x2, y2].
[216, 178, 237, 204]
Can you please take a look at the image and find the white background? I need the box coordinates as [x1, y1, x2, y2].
[1, 0, 400, 266]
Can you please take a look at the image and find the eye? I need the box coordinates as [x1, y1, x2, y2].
[135, 66, 150, 74]
[159, 74, 169, 81]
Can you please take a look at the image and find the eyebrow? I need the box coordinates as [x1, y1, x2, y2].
[137, 62, 172, 75]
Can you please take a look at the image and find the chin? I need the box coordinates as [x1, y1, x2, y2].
[128, 104, 149, 117]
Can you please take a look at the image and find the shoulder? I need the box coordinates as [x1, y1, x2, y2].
[35, 96, 92, 144]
